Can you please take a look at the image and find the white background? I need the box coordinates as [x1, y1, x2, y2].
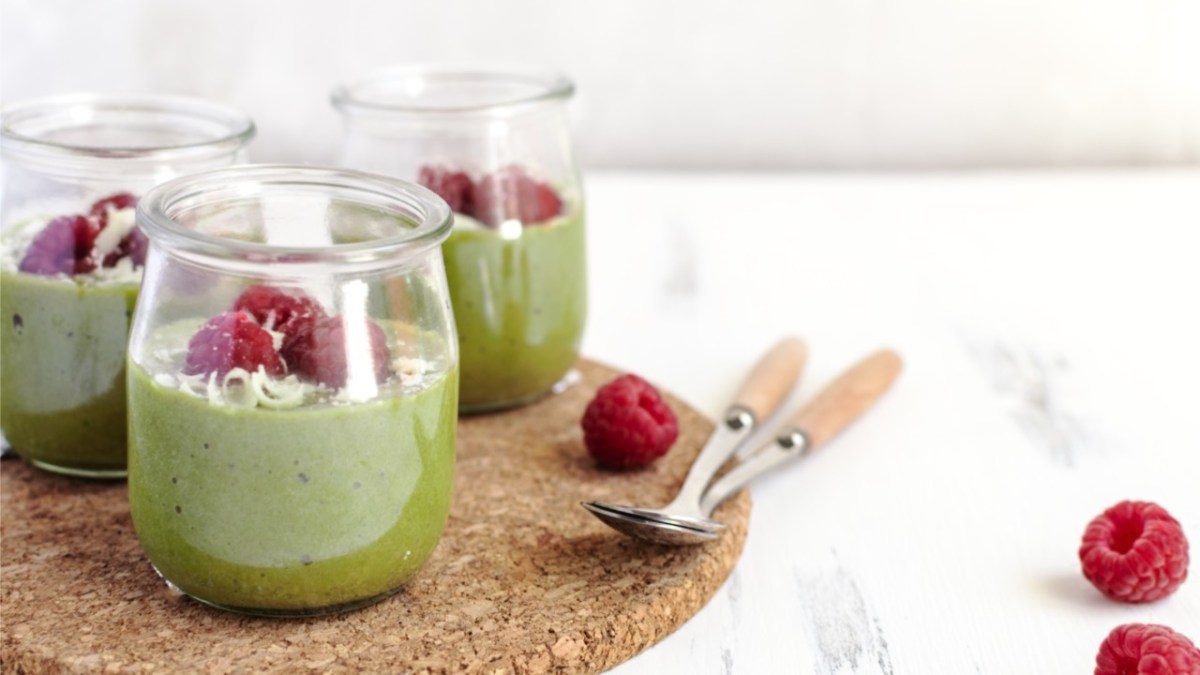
[2, 0, 1198, 169]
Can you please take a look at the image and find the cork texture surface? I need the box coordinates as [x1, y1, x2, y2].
[1, 359, 750, 674]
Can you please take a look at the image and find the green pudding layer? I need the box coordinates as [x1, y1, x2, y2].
[0, 270, 138, 475]
[127, 364, 458, 615]
[442, 211, 586, 411]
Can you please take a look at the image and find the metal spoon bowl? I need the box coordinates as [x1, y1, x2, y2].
[583, 502, 725, 533]
[581, 502, 720, 545]
[582, 500, 723, 533]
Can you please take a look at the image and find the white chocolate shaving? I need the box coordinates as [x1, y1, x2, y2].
[218, 368, 258, 408]
[250, 369, 311, 409]
[175, 366, 311, 410]
[393, 357, 426, 387]
[266, 325, 284, 351]
[91, 207, 137, 258]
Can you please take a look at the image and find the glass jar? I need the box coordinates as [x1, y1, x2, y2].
[0, 94, 254, 477]
[127, 165, 458, 616]
[332, 65, 586, 413]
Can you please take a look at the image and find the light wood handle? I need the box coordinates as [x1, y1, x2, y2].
[791, 349, 902, 449]
[733, 337, 808, 422]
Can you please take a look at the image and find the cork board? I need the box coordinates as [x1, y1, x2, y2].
[1, 358, 750, 674]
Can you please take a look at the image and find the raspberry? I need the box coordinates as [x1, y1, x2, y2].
[1094, 623, 1200, 675]
[183, 310, 286, 379]
[581, 374, 679, 469]
[18, 215, 100, 276]
[280, 315, 390, 389]
[231, 285, 325, 339]
[418, 165, 475, 214]
[471, 165, 563, 227]
[1080, 500, 1190, 603]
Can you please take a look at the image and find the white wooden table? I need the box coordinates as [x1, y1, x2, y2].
[581, 169, 1200, 673]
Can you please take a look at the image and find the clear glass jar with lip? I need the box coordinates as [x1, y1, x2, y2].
[127, 165, 459, 617]
[332, 65, 586, 413]
[0, 94, 254, 477]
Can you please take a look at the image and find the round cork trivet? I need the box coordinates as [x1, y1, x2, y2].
[1, 359, 749, 674]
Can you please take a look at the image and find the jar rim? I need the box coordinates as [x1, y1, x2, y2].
[138, 164, 454, 269]
[0, 93, 255, 161]
[331, 63, 574, 116]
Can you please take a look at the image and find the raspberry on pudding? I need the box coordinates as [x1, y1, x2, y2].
[281, 315, 392, 389]
[184, 310, 287, 379]
[232, 285, 325, 339]
[181, 288, 394, 391]
[16, 193, 147, 277]
[417, 166, 474, 215]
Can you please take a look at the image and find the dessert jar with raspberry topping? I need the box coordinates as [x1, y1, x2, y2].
[0, 94, 254, 477]
[127, 165, 459, 616]
[332, 65, 586, 413]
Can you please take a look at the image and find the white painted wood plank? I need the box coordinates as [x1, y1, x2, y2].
[588, 170, 1200, 674]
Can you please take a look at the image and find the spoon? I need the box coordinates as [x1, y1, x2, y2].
[583, 337, 809, 535]
[585, 349, 903, 545]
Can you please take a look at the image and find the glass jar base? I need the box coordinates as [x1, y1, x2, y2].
[162, 577, 404, 618]
[458, 368, 581, 415]
[27, 457, 127, 480]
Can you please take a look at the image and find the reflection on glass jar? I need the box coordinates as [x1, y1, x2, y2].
[332, 65, 587, 413]
[127, 165, 458, 616]
[0, 94, 254, 478]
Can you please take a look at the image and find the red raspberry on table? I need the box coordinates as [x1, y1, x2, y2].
[581, 374, 679, 469]
[1079, 500, 1189, 603]
[1094, 623, 1200, 675]
[280, 315, 391, 389]
[418, 165, 475, 215]
[183, 310, 286, 379]
[18, 215, 100, 276]
[231, 285, 325, 338]
[471, 165, 563, 227]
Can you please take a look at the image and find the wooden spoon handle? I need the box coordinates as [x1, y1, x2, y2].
[698, 348, 902, 515]
[789, 349, 902, 449]
[731, 337, 808, 423]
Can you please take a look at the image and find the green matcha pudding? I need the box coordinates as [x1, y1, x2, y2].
[0, 271, 137, 473]
[420, 165, 587, 411]
[443, 210, 586, 410]
[128, 290, 458, 616]
[0, 198, 145, 477]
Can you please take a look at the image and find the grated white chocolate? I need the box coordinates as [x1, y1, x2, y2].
[171, 367, 315, 410]
[91, 206, 137, 260]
